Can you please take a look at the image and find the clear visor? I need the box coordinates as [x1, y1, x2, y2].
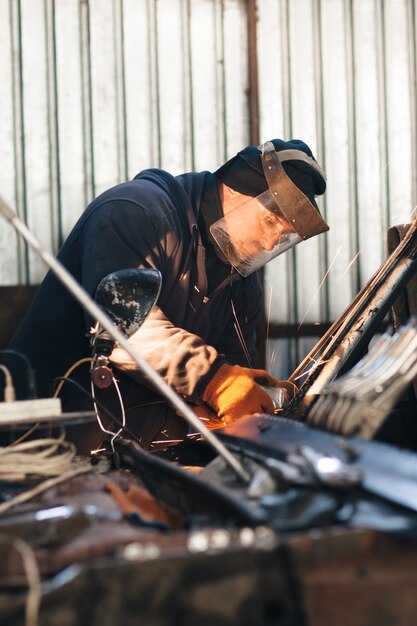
[210, 190, 302, 277]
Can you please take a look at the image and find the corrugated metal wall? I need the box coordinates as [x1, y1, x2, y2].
[261, 0, 416, 323]
[0, 0, 249, 284]
[1, 0, 417, 372]
[259, 0, 417, 372]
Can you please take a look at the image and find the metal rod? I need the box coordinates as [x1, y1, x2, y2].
[290, 213, 417, 385]
[0, 195, 250, 483]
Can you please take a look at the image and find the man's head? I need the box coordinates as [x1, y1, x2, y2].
[211, 139, 329, 276]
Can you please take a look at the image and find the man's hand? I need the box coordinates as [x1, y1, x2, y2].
[202, 363, 285, 424]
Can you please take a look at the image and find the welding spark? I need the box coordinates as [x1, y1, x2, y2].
[293, 359, 331, 381]
[89, 321, 100, 335]
[269, 348, 278, 371]
[152, 439, 184, 445]
[90, 447, 107, 455]
[231, 298, 252, 366]
[339, 250, 361, 279]
[265, 285, 273, 352]
[298, 247, 342, 330]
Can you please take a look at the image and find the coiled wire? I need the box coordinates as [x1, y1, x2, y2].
[0, 434, 76, 482]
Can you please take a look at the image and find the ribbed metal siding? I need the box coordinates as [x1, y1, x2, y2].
[257, 0, 417, 373]
[260, 0, 416, 327]
[1, 1, 416, 335]
[0, 0, 249, 284]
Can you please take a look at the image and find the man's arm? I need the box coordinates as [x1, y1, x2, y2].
[109, 305, 222, 402]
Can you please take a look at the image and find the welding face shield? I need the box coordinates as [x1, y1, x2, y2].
[210, 189, 303, 277]
[210, 141, 329, 277]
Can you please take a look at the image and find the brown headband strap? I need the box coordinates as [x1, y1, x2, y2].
[260, 141, 329, 240]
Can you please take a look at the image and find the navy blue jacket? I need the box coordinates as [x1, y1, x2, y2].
[8, 169, 263, 444]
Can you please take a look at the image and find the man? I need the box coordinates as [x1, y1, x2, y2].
[7, 139, 328, 450]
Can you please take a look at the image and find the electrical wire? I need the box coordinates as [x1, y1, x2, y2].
[0, 465, 92, 515]
[0, 364, 16, 402]
[53, 357, 130, 449]
[110, 376, 126, 448]
[10, 423, 41, 447]
[0, 349, 37, 399]
[0, 534, 41, 626]
[90, 374, 126, 451]
[0, 434, 76, 482]
[53, 376, 142, 445]
[51, 357, 92, 398]
[9, 357, 93, 446]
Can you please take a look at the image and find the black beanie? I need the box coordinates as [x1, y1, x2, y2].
[214, 138, 326, 207]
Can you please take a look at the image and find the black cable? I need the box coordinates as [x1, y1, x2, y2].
[52, 376, 143, 446]
[0, 349, 37, 399]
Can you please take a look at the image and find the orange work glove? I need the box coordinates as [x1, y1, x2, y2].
[202, 363, 279, 425]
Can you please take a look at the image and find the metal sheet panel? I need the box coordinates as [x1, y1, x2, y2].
[189, 0, 226, 170]
[19, 0, 55, 283]
[320, 0, 354, 320]
[0, 0, 246, 280]
[258, 0, 417, 374]
[384, 0, 414, 225]
[1, 0, 417, 357]
[122, 0, 159, 173]
[259, 0, 416, 326]
[54, 0, 87, 239]
[0, 0, 20, 285]
[258, 0, 291, 325]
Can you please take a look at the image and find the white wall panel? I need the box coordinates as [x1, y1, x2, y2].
[88, 0, 123, 195]
[320, 0, 354, 319]
[257, 0, 286, 140]
[54, 0, 86, 239]
[353, 0, 386, 282]
[259, 0, 327, 334]
[383, 0, 414, 225]
[258, 0, 291, 326]
[190, 0, 226, 171]
[0, 0, 19, 285]
[122, 0, 155, 177]
[287, 0, 323, 325]
[20, 0, 54, 283]
[1, 0, 417, 365]
[222, 0, 249, 156]
[156, 0, 191, 173]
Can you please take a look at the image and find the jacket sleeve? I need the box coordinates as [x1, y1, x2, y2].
[79, 196, 225, 400]
[109, 305, 223, 402]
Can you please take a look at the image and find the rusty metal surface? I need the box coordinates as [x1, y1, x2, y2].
[1, 468, 417, 626]
[0, 436, 416, 626]
[0, 467, 300, 626]
[288, 527, 417, 626]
